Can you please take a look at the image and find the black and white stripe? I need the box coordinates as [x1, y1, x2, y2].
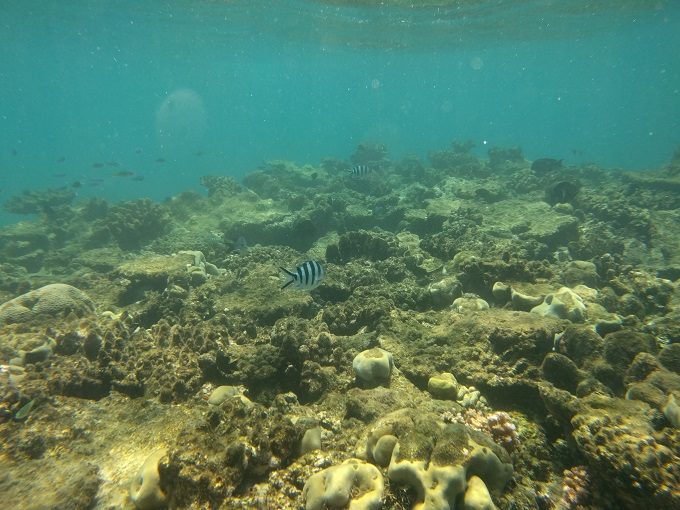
[348, 164, 373, 177]
[280, 260, 325, 290]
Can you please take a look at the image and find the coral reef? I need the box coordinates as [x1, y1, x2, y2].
[104, 198, 171, 250]
[3, 188, 75, 215]
[0, 142, 678, 509]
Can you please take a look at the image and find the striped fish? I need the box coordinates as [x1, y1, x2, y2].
[348, 164, 375, 177]
[280, 260, 325, 290]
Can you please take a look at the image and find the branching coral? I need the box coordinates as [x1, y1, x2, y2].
[559, 466, 590, 510]
[441, 409, 520, 452]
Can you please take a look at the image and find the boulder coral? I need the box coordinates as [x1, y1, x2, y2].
[0, 283, 95, 324]
[353, 348, 394, 388]
[303, 459, 384, 510]
[130, 449, 168, 510]
[360, 409, 512, 510]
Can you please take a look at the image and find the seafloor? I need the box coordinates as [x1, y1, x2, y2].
[0, 142, 679, 510]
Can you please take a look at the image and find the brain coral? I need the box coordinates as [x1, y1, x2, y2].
[0, 283, 95, 324]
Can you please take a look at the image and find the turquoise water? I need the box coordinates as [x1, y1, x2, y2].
[1, 0, 679, 224]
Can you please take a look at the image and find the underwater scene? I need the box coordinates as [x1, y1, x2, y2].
[1, 1, 680, 509]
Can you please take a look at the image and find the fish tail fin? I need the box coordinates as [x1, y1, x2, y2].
[280, 267, 296, 289]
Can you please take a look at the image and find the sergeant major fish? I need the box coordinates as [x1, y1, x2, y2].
[348, 164, 373, 177]
[280, 260, 325, 290]
[233, 236, 249, 255]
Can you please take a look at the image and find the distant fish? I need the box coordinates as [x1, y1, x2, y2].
[91, 162, 104, 169]
[107, 161, 120, 167]
[531, 158, 563, 173]
[195, 151, 203, 157]
[72, 181, 82, 188]
[545, 179, 581, 205]
[348, 164, 375, 177]
[112, 171, 134, 177]
[11, 149, 18, 156]
[280, 260, 325, 290]
[155, 157, 166, 163]
[234, 236, 248, 255]
[56, 156, 66, 163]
[53, 173, 66, 178]
[131, 175, 145, 181]
[135, 148, 143, 154]
[14, 399, 35, 420]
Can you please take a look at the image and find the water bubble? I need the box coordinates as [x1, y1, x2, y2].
[470, 57, 484, 70]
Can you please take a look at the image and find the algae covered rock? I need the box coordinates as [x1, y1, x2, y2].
[603, 330, 658, 375]
[562, 260, 599, 287]
[452, 296, 489, 313]
[303, 458, 384, 510]
[300, 426, 322, 454]
[481, 199, 579, 249]
[541, 352, 583, 394]
[509, 287, 544, 310]
[23, 338, 56, 364]
[0, 224, 50, 272]
[428, 372, 459, 400]
[353, 348, 394, 388]
[658, 343, 680, 374]
[429, 277, 463, 308]
[105, 198, 171, 250]
[570, 394, 680, 508]
[0, 458, 100, 510]
[326, 229, 400, 263]
[0, 283, 95, 324]
[540, 385, 680, 509]
[207, 385, 241, 405]
[114, 252, 200, 306]
[663, 393, 680, 427]
[162, 400, 304, 506]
